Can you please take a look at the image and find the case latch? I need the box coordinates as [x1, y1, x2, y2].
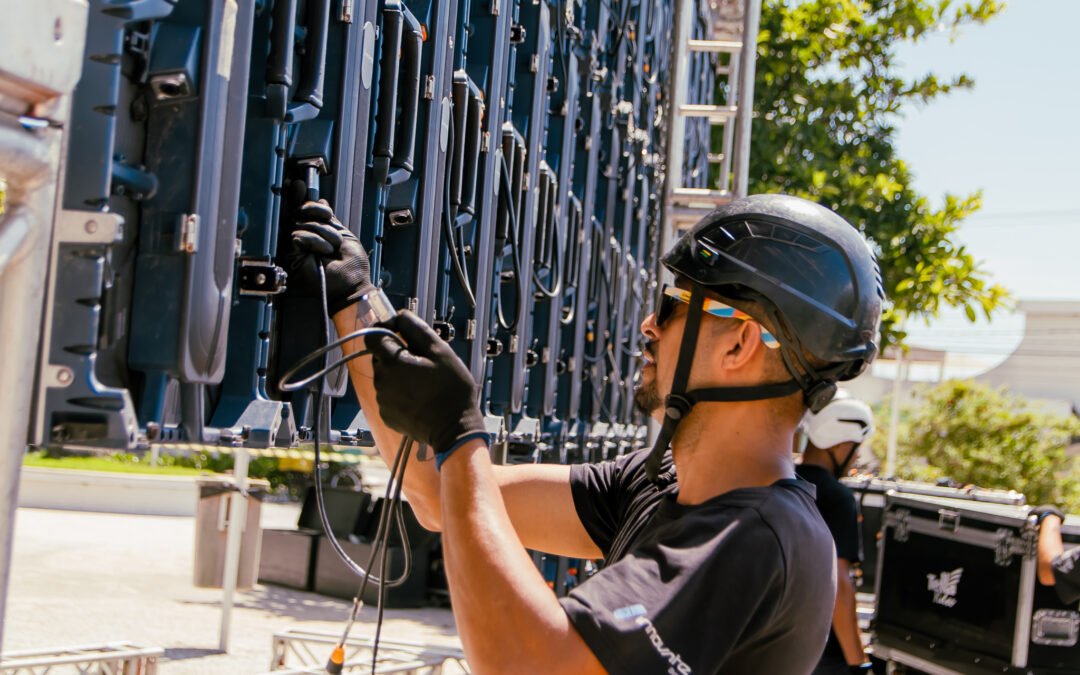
[938, 508, 960, 533]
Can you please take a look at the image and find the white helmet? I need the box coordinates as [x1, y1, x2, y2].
[800, 392, 874, 449]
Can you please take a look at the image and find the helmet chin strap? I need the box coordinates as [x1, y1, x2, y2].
[643, 286, 803, 483]
[829, 443, 861, 480]
[644, 286, 706, 483]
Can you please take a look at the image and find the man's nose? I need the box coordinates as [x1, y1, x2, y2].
[641, 311, 659, 341]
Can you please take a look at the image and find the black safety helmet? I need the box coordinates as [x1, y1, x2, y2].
[644, 194, 884, 482]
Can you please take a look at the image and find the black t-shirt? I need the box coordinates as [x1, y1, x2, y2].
[560, 449, 836, 674]
[793, 465, 859, 564]
[794, 464, 860, 668]
[1052, 546, 1080, 605]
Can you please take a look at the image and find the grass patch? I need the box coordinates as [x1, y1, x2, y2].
[24, 451, 217, 477]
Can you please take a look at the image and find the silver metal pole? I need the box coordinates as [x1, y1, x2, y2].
[658, 0, 694, 255]
[719, 52, 739, 193]
[218, 449, 250, 652]
[0, 0, 89, 651]
[732, 0, 761, 198]
[885, 352, 906, 479]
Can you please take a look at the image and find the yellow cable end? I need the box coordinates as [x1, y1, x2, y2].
[325, 645, 345, 674]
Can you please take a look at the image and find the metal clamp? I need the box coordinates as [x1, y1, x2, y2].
[237, 259, 287, 296]
[892, 508, 911, 543]
[995, 528, 1016, 567]
[56, 210, 123, 245]
[433, 321, 455, 342]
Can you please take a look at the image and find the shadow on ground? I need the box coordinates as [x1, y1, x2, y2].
[179, 584, 458, 637]
[179, 585, 349, 622]
[161, 647, 224, 662]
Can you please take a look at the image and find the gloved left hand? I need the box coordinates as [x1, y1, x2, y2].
[1031, 504, 1066, 525]
[287, 190, 377, 316]
[365, 311, 488, 469]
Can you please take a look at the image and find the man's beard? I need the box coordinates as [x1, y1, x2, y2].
[633, 339, 662, 415]
[633, 379, 662, 415]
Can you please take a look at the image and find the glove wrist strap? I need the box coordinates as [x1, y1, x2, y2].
[434, 431, 491, 471]
[345, 288, 395, 327]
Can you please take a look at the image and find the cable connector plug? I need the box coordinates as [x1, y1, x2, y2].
[325, 645, 345, 674]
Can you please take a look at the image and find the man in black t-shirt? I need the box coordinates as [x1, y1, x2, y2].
[292, 195, 884, 673]
[795, 395, 874, 674]
[563, 448, 835, 672]
[1033, 505, 1080, 604]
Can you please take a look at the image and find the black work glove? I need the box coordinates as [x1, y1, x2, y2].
[288, 192, 376, 316]
[1031, 504, 1066, 525]
[365, 311, 487, 469]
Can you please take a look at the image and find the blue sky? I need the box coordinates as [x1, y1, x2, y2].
[888, 0, 1080, 367]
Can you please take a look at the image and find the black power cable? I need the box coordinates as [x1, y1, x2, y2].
[495, 155, 524, 332]
[532, 214, 563, 299]
[442, 121, 477, 309]
[553, 0, 571, 103]
[278, 266, 415, 674]
[561, 285, 578, 326]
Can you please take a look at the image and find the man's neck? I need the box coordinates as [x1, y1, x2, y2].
[799, 451, 834, 472]
[670, 402, 796, 505]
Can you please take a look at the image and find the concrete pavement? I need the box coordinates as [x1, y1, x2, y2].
[3, 503, 460, 673]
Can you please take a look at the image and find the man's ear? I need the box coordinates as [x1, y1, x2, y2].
[721, 321, 765, 371]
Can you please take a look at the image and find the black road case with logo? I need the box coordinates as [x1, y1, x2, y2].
[872, 493, 1079, 674]
[842, 477, 1026, 594]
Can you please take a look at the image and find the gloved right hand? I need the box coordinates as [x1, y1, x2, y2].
[365, 311, 488, 469]
[287, 187, 377, 316]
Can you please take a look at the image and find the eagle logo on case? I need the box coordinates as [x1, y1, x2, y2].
[927, 567, 963, 607]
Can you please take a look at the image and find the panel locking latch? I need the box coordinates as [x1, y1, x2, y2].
[238, 259, 287, 296]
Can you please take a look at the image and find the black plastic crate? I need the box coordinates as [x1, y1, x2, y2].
[258, 528, 321, 591]
[313, 537, 430, 608]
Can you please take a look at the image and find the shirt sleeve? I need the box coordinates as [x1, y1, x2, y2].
[1052, 547, 1080, 605]
[559, 508, 784, 674]
[568, 452, 642, 556]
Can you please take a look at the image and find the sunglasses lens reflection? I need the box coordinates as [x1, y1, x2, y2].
[656, 288, 676, 326]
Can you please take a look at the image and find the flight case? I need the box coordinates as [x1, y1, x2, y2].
[872, 493, 1079, 674]
[842, 477, 1026, 593]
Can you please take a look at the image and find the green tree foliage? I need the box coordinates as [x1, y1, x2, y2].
[749, 0, 1009, 345]
[867, 380, 1080, 510]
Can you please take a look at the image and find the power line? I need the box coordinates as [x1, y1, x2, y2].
[964, 208, 1080, 221]
[956, 209, 1080, 228]
[887, 346, 1080, 357]
[907, 328, 1080, 337]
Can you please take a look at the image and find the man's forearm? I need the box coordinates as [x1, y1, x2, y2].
[333, 309, 443, 529]
[439, 441, 604, 674]
[1039, 516, 1065, 586]
[833, 566, 867, 665]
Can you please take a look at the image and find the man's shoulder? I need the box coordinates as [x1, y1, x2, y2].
[796, 464, 856, 506]
[582, 447, 668, 480]
[685, 481, 831, 560]
[755, 480, 832, 536]
[751, 482, 835, 570]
